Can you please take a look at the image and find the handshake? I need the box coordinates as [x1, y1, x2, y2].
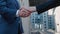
[18, 7, 36, 18]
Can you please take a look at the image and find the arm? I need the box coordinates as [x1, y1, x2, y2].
[0, 0, 17, 20]
[36, 0, 60, 14]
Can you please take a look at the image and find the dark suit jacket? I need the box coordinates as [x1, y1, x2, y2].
[0, 0, 23, 34]
[36, 0, 60, 14]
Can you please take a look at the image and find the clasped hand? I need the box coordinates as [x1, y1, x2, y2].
[18, 7, 32, 18]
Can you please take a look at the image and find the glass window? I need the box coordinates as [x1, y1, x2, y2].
[44, 21, 46, 23]
[44, 27, 46, 28]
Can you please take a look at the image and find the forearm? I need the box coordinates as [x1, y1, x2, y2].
[0, 0, 18, 20]
[36, 0, 60, 14]
[0, 7, 17, 18]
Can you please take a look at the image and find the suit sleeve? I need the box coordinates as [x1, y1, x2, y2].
[0, 0, 17, 20]
[36, 0, 60, 14]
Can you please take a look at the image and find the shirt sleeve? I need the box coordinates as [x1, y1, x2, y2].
[36, 0, 60, 14]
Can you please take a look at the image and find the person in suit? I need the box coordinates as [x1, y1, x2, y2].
[21, 0, 60, 14]
[0, 0, 31, 34]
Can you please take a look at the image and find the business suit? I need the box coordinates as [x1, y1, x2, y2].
[0, 0, 23, 34]
[36, 0, 60, 14]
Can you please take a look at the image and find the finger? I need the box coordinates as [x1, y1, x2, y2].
[20, 9, 31, 17]
[19, 9, 26, 17]
[24, 12, 31, 17]
[21, 8, 32, 14]
[23, 8, 32, 13]
[24, 10, 31, 16]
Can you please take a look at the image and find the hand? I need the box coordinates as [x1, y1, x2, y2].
[18, 8, 32, 18]
[21, 7, 36, 13]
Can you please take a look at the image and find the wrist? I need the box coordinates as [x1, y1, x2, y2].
[29, 7, 36, 12]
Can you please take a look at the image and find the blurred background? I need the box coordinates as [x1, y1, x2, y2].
[18, 0, 60, 34]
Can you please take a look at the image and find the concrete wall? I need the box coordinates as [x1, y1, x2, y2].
[20, 0, 31, 34]
[54, 6, 60, 34]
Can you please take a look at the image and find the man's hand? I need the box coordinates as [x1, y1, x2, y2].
[21, 7, 36, 13]
[18, 8, 32, 18]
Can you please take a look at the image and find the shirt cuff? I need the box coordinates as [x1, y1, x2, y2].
[29, 6, 36, 12]
[16, 10, 20, 17]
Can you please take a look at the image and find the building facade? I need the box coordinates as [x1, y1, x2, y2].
[48, 15, 55, 30]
